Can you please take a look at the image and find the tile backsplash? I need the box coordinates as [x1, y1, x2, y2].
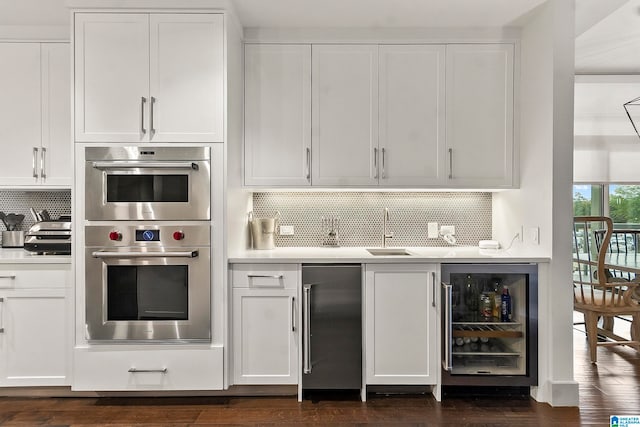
[252, 192, 491, 247]
[0, 190, 71, 234]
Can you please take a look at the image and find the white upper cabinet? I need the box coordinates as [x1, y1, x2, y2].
[74, 13, 223, 143]
[244, 44, 311, 186]
[149, 14, 223, 142]
[242, 42, 516, 188]
[74, 14, 148, 142]
[379, 45, 446, 187]
[312, 45, 379, 186]
[0, 42, 71, 188]
[445, 44, 514, 187]
[41, 43, 72, 187]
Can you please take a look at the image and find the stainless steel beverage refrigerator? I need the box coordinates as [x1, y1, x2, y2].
[441, 264, 538, 387]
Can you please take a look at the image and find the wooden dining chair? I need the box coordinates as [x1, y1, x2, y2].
[572, 216, 640, 363]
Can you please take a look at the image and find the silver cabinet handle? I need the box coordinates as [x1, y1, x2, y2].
[0, 297, 4, 333]
[40, 147, 46, 179]
[448, 148, 453, 179]
[442, 282, 452, 371]
[432, 271, 436, 307]
[92, 250, 198, 259]
[0, 275, 16, 279]
[150, 96, 156, 137]
[291, 296, 296, 332]
[141, 96, 147, 135]
[247, 274, 284, 288]
[247, 274, 283, 279]
[381, 147, 386, 179]
[92, 161, 198, 170]
[32, 147, 38, 178]
[306, 147, 311, 181]
[373, 147, 379, 179]
[128, 368, 167, 374]
[303, 284, 312, 374]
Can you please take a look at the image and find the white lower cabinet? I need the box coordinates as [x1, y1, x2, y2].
[365, 264, 438, 385]
[0, 264, 70, 387]
[231, 264, 299, 385]
[72, 347, 224, 391]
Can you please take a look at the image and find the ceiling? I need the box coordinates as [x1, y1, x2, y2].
[0, 0, 548, 28]
[0, 0, 638, 74]
[232, 0, 546, 28]
[575, 0, 640, 74]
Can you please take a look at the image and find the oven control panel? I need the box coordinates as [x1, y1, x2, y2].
[136, 229, 160, 241]
[86, 225, 210, 247]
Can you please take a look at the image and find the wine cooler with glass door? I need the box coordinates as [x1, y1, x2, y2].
[441, 264, 538, 387]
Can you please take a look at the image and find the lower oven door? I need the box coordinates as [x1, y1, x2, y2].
[85, 247, 211, 342]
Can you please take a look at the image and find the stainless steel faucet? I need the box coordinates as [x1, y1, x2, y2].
[382, 208, 393, 248]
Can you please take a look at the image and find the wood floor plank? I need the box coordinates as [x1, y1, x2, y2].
[0, 327, 637, 426]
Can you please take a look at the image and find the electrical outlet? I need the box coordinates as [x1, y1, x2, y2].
[440, 225, 455, 235]
[427, 222, 439, 238]
[528, 226, 540, 244]
[279, 225, 294, 236]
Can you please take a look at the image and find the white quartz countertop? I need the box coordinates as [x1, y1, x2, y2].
[228, 246, 550, 264]
[0, 248, 72, 264]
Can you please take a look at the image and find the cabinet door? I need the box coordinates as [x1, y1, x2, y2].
[41, 43, 71, 187]
[379, 45, 446, 187]
[149, 14, 223, 142]
[446, 44, 514, 187]
[244, 44, 312, 186]
[74, 13, 149, 142]
[232, 288, 298, 385]
[0, 43, 42, 186]
[0, 290, 68, 386]
[312, 45, 379, 186]
[365, 264, 438, 385]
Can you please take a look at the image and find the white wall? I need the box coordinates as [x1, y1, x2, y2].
[493, 0, 578, 406]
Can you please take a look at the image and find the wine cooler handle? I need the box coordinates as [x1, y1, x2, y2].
[442, 282, 452, 372]
[303, 284, 312, 374]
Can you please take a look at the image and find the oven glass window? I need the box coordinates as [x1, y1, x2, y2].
[106, 175, 188, 202]
[107, 265, 188, 320]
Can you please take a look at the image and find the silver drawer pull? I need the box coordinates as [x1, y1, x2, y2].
[141, 96, 147, 135]
[150, 96, 156, 136]
[33, 147, 39, 178]
[128, 368, 167, 374]
[92, 161, 198, 170]
[92, 251, 198, 259]
[0, 275, 16, 280]
[247, 274, 283, 279]
[41, 147, 47, 179]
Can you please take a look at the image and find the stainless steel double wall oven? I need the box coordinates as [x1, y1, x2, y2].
[84, 147, 212, 343]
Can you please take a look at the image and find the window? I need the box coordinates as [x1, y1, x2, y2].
[608, 185, 640, 227]
[573, 185, 603, 216]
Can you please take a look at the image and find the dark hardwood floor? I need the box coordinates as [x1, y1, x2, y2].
[0, 325, 638, 426]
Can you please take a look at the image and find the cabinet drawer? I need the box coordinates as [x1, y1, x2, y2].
[231, 264, 299, 289]
[0, 265, 69, 289]
[72, 346, 223, 391]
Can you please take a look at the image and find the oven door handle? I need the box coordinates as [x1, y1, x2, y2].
[91, 161, 198, 170]
[92, 250, 199, 258]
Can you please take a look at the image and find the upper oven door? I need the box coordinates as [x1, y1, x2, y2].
[84, 147, 210, 221]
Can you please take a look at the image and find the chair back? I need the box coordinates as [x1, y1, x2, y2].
[572, 216, 636, 309]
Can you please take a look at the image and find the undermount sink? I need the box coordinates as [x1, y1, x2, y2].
[366, 248, 412, 256]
